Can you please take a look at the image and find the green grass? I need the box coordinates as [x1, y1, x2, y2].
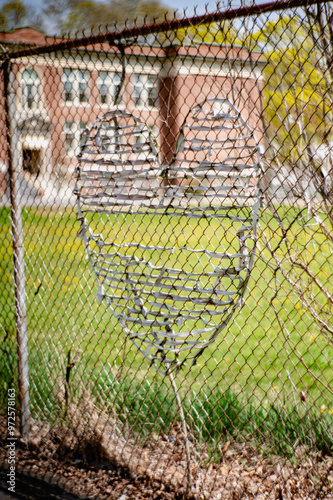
[1, 344, 332, 459]
[105, 377, 333, 458]
[0, 205, 332, 457]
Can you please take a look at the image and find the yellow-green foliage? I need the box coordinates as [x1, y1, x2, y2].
[0, 207, 332, 413]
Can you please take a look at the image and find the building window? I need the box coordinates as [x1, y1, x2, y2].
[63, 69, 90, 105]
[99, 72, 109, 105]
[64, 122, 75, 152]
[149, 124, 159, 146]
[64, 122, 88, 155]
[134, 126, 145, 145]
[21, 69, 41, 110]
[78, 70, 89, 103]
[97, 125, 121, 154]
[133, 74, 158, 108]
[133, 125, 159, 158]
[98, 71, 122, 106]
[133, 126, 148, 153]
[146, 77, 158, 107]
[133, 75, 144, 107]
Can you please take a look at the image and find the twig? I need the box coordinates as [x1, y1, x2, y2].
[64, 348, 82, 418]
[168, 370, 191, 498]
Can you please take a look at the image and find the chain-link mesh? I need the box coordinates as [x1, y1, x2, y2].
[76, 100, 262, 376]
[0, 2, 332, 499]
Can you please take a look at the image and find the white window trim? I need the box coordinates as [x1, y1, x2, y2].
[97, 71, 123, 107]
[132, 74, 158, 109]
[64, 121, 88, 156]
[19, 67, 43, 112]
[62, 69, 91, 107]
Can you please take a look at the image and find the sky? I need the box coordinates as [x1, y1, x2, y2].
[0, 0, 238, 36]
[0, 0, 226, 16]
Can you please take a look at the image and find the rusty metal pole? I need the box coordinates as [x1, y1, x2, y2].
[3, 59, 31, 439]
[159, 45, 181, 172]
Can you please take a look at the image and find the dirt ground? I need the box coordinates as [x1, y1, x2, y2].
[0, 415, 332, 500]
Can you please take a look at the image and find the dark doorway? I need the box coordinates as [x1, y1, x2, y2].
[22, 148, 41, 176]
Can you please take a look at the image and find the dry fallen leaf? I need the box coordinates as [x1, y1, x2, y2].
[222, 441, 231, 453]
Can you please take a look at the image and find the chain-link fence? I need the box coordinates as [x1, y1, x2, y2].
[0, 1, 332, 498]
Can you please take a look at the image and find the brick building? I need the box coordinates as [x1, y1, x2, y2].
[0, 27, 264, 205]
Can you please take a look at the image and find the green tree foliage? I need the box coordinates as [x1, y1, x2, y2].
[158, 19, 240, 49]
[60, 0, 111, 34]
[249, 8, 333, 346]
[0, 0, 171, 34]
[42, 0, 77, 33]
[52, 0, 171, 35]
[0, 13, 7, 30]
[137, 0, 171, 24]
[249, 11, 333, 197]
[0, 0, 27, 30]
[192, 20, 238, 45]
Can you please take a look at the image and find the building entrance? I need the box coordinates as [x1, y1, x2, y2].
[22, 148, 41, 176]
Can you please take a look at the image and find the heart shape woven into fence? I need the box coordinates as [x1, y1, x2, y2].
[75, 98, 262, 374]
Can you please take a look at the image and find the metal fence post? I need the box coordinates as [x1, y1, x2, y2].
[3, 59, 31, 439]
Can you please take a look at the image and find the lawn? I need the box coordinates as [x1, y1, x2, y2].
[0, 205, 332, 455]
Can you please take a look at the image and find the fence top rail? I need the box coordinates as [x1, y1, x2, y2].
[0, 0, 329, 62]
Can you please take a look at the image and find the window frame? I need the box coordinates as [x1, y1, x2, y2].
[20, 68, 42, 111]
[97, 71, 122, 107]
[62, 68, 90, 106]
[132, 74, 158, 109]
[64, 121, 88, 156]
